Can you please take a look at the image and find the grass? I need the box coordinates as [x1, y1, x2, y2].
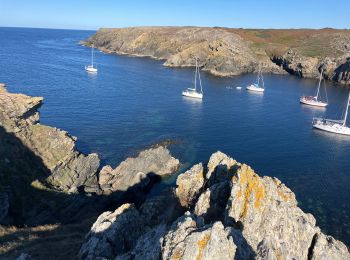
[0, 217, 95, 260]
[224, 28, 349, 58]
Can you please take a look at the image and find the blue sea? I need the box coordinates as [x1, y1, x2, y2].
[0, 27, 349, 245]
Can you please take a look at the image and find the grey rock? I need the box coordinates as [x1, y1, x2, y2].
[162, 213, 236, 260]
[79, 204, 144, 260]
[99, 146, 180, 194]
[311, 232, 350, 260]
[175, 163, 204, 208]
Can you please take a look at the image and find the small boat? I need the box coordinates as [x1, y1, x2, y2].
[247, 67, 264, 92]
[182, 59, 203, 99]
[313, 89, 350, 136]
[85, 45, 98, 73]
[300, 70, 327, 107]
[236, 86, 242, 90]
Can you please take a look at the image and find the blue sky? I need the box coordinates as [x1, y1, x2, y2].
[0, 0, 349, 30]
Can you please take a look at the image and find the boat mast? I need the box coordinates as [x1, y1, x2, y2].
[316, 69, 323, 101]
[91, 46, 94, 67]
[194, 59, 197, 91]
[197, 60, 203, 94]
[343, 89, 350, 126]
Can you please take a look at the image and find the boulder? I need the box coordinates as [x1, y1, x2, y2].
[98, 146, 180, 194]
[161, 213, 236, 260]
[175, 163, 204, 208]
[79, 204, 144, 260]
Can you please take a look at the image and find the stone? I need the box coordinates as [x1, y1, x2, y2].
[161, 213, 236, 260]
[226, 163, 320, 259]
[310, 232, 350, 260]
[98, 146, 180, 194]
[175, 163, 204, 208]
[79, 204, 144, 260]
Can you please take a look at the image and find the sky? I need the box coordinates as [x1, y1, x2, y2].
[0, 0, 349, 30]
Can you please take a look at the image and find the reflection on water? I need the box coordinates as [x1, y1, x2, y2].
[0, 27, 350, 246]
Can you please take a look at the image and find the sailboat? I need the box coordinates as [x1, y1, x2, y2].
[247, 66, 264, 92]
[300, 70, 327, 107]
[85, 45, 98, 73]
[312, 89, 350, 135]
[182, 59, 203, 99]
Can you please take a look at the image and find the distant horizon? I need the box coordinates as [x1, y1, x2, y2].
[1, 25, 349, 31]
[1, 1, 349, 30]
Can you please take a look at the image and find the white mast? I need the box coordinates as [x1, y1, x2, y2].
[343, 89, 350, 126]
[197, 60, 203, 94]
[316, 69, 323, 101]
[91, 46, 94, 67]
[194, 59, 197, 91]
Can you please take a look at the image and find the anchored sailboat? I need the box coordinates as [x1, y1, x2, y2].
[247, 66, 265, 92]
[85, 45, 98, 73]
[300, 70, 327, 107]
[182, 59, 203, 99]
[313, 89, 350, 135]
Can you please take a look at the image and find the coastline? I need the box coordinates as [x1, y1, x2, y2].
[83, 26, 350, 84]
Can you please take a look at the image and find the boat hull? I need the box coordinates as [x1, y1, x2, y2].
[300, 97, 327, 107]
[85, 66, 98, 73]
[313, 121, 350, 136]
[182, 91, 203, 99]
[246, 85, 264, 92]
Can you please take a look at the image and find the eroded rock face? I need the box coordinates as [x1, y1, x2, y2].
[162, 213, 236, 260]
[80, 152, 349, 259]
[175, 163, 204, 208]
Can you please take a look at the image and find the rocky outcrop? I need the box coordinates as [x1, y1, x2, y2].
[0, 84, 100, 192]
[98, 146, 179, 195]
[85, 27, 350, 84]
[80, 151, 350, 259]
[175, 163, 204, 208]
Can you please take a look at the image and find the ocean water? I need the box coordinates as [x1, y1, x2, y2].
[0, 27, 349, 245]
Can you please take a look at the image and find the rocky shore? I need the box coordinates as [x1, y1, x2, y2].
[0, 83, 349, 259]
[84, 27, 350, 84]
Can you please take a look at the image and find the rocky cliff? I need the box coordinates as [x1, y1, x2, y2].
[84, 27, 350, 84]
[79, 151, 350, 259]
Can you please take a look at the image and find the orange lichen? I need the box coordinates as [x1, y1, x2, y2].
[277, 189, 292, 202]
[196, 233, 211, 260]
[172, 249, 183, 260]
[237, 165, 266, 218]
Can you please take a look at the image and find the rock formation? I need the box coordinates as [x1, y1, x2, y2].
[98, 146, 179, 195]
[84, 27, 350, 84]
[79, 152, 350, 259]
[0, 83, 100, 193]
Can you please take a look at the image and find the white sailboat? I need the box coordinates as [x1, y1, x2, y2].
[182, 59, 203, 99]
[247, 67, 265, 92]
[85, 45, 98, 73]
[313, 89, 350, 135]
[300, 70, 327, 107]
